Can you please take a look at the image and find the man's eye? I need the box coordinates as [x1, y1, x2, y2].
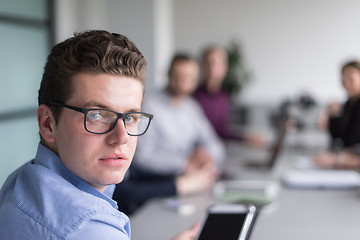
[124, 114, 137, 123]
[87, 112, 102, 121]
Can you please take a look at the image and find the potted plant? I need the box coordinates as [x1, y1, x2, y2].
[222, 40, 252, 96]
[222, 40, 253, 125]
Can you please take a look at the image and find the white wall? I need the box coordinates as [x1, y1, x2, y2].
[173, 0, 360, 105]
[55, 0, 174, 91]
[54, 0, 360, 105]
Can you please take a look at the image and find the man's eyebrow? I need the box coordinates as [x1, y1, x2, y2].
[127, 108, 142, 113]
[82, 101, 107, 109]
[83, 101, 142, 112]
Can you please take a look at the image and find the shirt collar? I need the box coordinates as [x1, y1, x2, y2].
[34, 143, 118, 209]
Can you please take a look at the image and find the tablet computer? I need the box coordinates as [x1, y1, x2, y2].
[195, 204, 257, 240]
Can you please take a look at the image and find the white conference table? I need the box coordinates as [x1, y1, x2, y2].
[129, 132, 360, 240]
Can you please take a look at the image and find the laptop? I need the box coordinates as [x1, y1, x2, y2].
[243, 126, 286, 170]
[214, 128, 285, 207]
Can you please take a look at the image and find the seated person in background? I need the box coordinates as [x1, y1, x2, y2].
[193, 46, 264, 147]
[113, 53, 225, 215]
[314, 60, 360, 169]
[0, 30, 197, 239]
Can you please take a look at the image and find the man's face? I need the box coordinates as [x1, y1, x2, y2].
[168, 60, 199, 97]
[203, 50, 228, 84]
[342, 66, 360, 98]
[52, 73, 143, 192]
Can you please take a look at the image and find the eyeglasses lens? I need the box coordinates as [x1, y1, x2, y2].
[85, 110, 149, 135]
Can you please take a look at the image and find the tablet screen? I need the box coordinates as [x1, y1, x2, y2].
[197, 213, 247, 240]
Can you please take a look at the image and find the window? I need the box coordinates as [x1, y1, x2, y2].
[0, 0, 54, 185]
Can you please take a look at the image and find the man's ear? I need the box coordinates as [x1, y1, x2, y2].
[37, 104, 56, 143]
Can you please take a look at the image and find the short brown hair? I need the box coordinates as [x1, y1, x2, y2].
[38, 30, 147, 121]
[167, 53, 197, 77]
[341, 60, 360, 73]
[201, 45, 227, 64]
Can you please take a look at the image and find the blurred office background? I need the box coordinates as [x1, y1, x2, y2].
[1, 0, 360, 185]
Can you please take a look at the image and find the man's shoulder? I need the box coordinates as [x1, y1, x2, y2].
[0, 162, 129, 239]
[184, 96, 205, 113]
[142, 90, 172, 113]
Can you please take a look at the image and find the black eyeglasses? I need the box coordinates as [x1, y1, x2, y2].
[49, 101, 153, 136]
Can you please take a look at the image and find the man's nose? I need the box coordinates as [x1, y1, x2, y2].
[107, 119, 129, 145]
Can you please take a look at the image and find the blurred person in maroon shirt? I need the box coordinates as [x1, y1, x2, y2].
[193, 46, 264, 148]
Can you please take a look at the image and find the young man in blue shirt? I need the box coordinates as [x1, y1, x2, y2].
[0, 30, 198, 239]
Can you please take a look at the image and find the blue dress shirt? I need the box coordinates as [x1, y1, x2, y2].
[0, 143, 130, 240]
